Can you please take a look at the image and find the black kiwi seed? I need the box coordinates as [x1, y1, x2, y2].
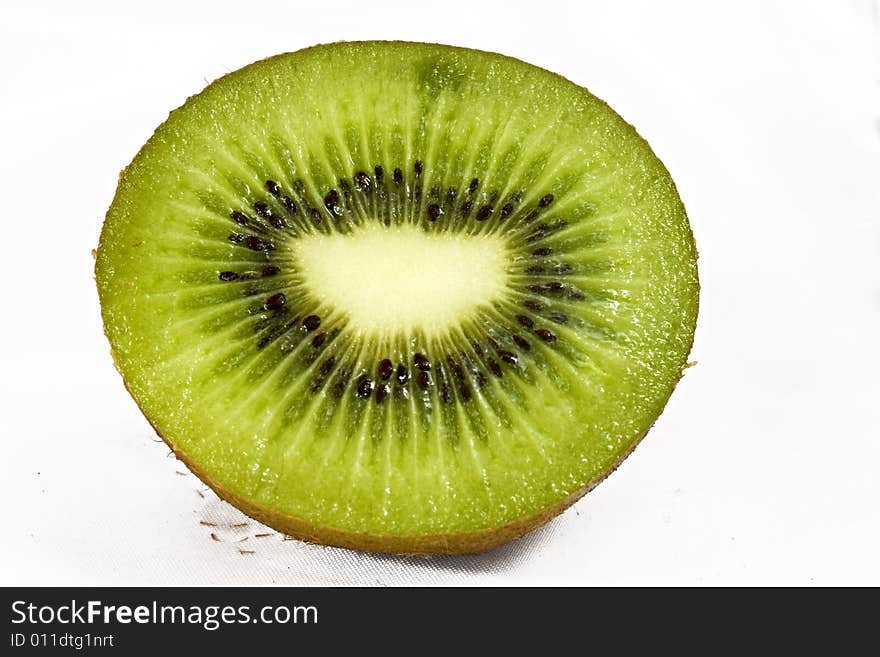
[525, 264, 545, 275]
[487, 358, 503, 378]
[393, 168, 403, 185]
[468, 177, 479, 194]
[554, 262, 573, 274]
[354, 171, 371, 191]
[523, 299, 543, 312]
[413, 353, 431, 371]
[269, 214, 285, 229]
[459, 384, 472, 401]
[245, 235, 274, 251]
[282, 196, 298, 213]
[417, 371, 430, 390]
[254, 201, 271, 218]
[302, 315, 321, 331]
[396, 364, 409, 385]
[535, 329, 557, 343]
[262, 265, 280, 277]
[497, 351, 518, 366]
[266, 180, 281, 196]
[513, 335, 531, 351]
[231, 210, 250, 225]
[414, 160, 423, 177]
[568, 289, 586, 301]
[265, 293, 286, 310]
[500, 202, 515, 219]
[446, 187, 457, 204]
[547, 312, 568, 324]
[356, 376, 374, 399]
[378, 358, 393, 381]
[460, 200, 473, 217]
[533, 247, 552, 257]
[374, 165, 384, 182]
[516, 314, 534, 329]
[309, 208, 322, 224]
[476, 205, 493, 221]
[218, 271, 239, 282]
[427, 204, 442, 221]
[539, 193, 554, 207]
[375, 383, 390, 404]
[324, 190, 341, 215]
[311, 332, 327, 348]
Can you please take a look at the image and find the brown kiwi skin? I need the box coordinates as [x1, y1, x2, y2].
[96, 40, 700, 555]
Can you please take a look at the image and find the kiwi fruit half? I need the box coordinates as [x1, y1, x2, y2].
[96, 41, 698, 554]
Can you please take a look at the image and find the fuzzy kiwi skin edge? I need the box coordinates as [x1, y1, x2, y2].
[96, 41, 700, 555]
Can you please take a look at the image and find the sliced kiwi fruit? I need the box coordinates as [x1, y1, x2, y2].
[96, 41, 698, 554]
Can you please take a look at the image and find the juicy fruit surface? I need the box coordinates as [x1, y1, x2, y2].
[96, 42, 698, 540]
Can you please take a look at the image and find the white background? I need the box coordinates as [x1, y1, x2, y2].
[1, 1, 878, 586]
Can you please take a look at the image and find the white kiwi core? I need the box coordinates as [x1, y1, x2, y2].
[291, 222, 511, 337]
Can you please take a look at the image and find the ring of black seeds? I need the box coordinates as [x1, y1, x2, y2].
[213, 161, 575, 407]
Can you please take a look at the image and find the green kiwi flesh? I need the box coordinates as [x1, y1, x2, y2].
[96, 41, 699, 554]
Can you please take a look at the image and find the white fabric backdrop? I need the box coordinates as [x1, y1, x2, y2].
[1, 0, 878, 585]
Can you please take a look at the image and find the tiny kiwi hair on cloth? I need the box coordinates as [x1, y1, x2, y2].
[96, 41, 699, 554]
